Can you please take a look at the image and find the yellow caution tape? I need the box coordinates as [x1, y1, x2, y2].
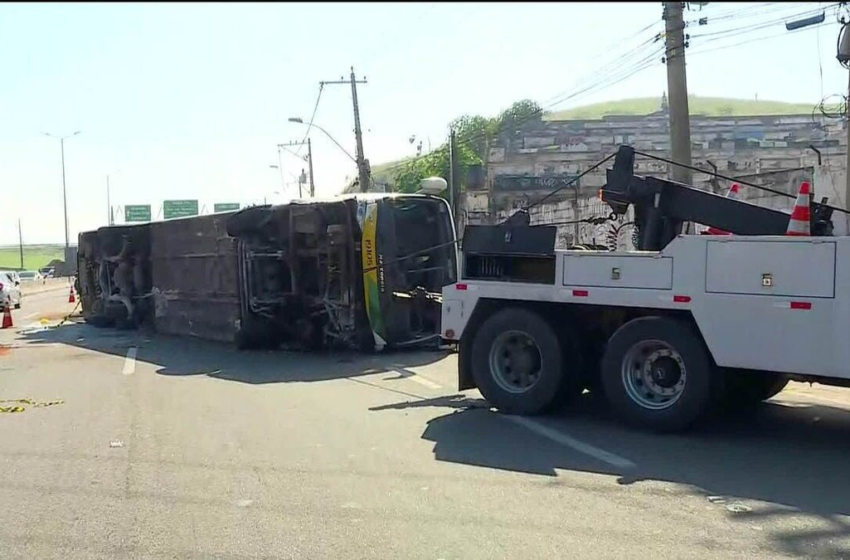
[0, 398, 64, 414]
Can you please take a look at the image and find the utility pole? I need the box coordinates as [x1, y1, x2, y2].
[107, 175, 113, 225]
[279, 139, 316, 197]
[18, 219, 23, 270]
[307, 138, 315, 197]
[663, 2, 692, 187]
[319, 68, 370, 192]
[448, 129, 461, 233]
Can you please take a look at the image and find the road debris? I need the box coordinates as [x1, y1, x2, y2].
[0, 398, 64, 414]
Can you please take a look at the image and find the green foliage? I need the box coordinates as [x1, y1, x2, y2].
[496, 99, 543, 135]
[391, 99, 545, 195]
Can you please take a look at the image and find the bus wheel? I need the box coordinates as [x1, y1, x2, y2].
[470, 307, 580, 415]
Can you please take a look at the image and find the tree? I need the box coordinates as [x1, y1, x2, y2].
[496, 99, 544, 136]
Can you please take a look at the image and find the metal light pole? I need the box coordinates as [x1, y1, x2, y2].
[43, 131, 81, 249]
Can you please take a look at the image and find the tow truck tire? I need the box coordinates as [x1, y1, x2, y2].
[470, 307, 580, 415]
[601, 317, 714, 433]
[721, 369, 789, 408]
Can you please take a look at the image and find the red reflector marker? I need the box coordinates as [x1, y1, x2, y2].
[456, 283, 468, 291]
[790, 301, 812, 310]
[673, 295, 691, 303]
[572, 289, 589, 297]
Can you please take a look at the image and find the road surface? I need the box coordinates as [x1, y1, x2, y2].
[2, 290, 850, 559]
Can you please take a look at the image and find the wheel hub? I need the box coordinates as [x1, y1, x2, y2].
[489, 331, 542, 394]
[622, 341, 687, 410]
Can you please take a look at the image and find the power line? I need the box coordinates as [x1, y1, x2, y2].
[377, 38, 666, 179]
[293, 84, 324, 158]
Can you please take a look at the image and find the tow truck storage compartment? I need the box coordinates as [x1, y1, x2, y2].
[705, 239, 836, 298]
[562, 252, 673, 290]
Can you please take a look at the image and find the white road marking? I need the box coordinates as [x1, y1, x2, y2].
[389, 366, 443, 389]
[122, 347, 138, 375]
[23, 312, 40, 319]
[505, 416, 636, 470]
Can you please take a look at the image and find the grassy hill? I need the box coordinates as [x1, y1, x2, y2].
[370, 96, 825, 184]
[546, 96, 821, 120]
[0, 245, 64, 270]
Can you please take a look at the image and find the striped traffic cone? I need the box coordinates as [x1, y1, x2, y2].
[704, 183, 740, 235]
[68, 286, 76, 304]
[786, 181, 811, 236]
[2, 298, 12, 329]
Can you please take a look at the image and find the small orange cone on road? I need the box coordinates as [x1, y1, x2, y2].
[704, 183, 741, 235]
[786, 181, 811, 236]
[2, 298, 13, 329]
[68, 286, 76, 304]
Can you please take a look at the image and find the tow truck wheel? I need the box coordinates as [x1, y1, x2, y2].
[470, 307, 580, 415]
[601, 317, 714, 433]
[721, 369, 789, 408]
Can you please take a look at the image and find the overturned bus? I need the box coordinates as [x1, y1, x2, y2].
[77, 193, 458, 351]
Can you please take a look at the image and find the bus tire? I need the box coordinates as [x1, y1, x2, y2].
[601, 316, 715, 433]
[470, 307, 580, 415]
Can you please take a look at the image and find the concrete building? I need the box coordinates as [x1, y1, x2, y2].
[464, 100, 847, 247]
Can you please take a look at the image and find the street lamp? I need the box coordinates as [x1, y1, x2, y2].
[43, 130, 81, 249]
[288, 117, 356, 163]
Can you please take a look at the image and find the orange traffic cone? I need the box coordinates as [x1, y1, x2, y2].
[68, 286, 76, 304]
[704, 183, 740, 235]
[786, 181, 811, 236]
[2, 298, 13, 329]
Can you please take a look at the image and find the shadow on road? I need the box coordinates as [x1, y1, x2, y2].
[18, 320, 448, 384]
[372, 392, 850, 558]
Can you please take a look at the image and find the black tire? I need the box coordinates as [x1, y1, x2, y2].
[721, 369, 789, 409]
[600, 316, 716, 433]
[469, 307, 581, 415]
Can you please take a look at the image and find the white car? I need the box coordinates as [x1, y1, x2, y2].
[0, 271, 22, 310]
[18, 270, 43, 283]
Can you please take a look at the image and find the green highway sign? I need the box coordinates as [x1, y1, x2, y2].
[213, 203, 240, 213]
[163, 199, 199, 220]
[125, 205, 152, 223]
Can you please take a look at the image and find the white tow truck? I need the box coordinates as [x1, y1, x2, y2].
[440, 146, 847, 433]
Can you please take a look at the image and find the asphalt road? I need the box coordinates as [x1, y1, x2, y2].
[2, 291, 850, 559]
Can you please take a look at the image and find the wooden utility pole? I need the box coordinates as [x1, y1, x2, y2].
[448, 129, 462, 233]
[279, 139, 316, 197]
[307, 138, 315, 197]
[663, 2, 692, 186]
[18, 219, 23, 270]
[320, 68, 370, 192]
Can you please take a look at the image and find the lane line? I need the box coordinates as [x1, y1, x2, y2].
[389, 366, 443, 390]
[122, 347, 138, 375]
[505, 416, 636, 470]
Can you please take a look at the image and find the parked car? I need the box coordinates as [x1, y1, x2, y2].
[0, 271, 22, 310]
[38, 267, 55, 278]
[18, 270, 43, 283]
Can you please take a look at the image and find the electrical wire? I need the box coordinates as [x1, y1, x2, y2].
[524, 152, 617, 211]
[689, 4, 838, 42]
[293, 83, 324, 158]
[687, 17, 839, 58]
[375, 18, 665, 178]
[378, 41, 665, 179]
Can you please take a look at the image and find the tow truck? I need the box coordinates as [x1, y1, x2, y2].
[441, 145, 846, 432]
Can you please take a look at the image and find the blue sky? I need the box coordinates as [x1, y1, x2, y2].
[0, 2, 845, 245]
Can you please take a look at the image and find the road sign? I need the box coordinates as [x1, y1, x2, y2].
[125, 205, 152, 222]
[213, 203, 240, 213]
[163, 200, 199, 220]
